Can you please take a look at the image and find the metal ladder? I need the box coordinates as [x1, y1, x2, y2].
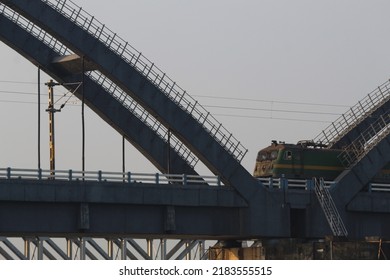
[314, 178, 348, 237]
[314, 79, 390, 147]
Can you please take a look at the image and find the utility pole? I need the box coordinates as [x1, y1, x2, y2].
[167, 128, 171, 175]
[37, 66, 41, 171]
[45, 79, 62, 177]
[122, 135, 125, 182]
[81, 56, 85, 177]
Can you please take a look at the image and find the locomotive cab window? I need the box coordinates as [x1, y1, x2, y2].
[284, 151, 292, 160]
[270, 151, 278, 160]
[257, 152, 267, 161]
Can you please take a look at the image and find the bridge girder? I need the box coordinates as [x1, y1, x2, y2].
[1, 0, 390, 240]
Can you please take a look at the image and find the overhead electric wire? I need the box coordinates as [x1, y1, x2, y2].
[0, 80, 347, 123]
[0, 80, 36, 85]
[193, 94, 350, 108]
[214, 113, 331, 123]
[0, 99, 38, 105]
[54, 82, 82, 108]
[0, 89, 75, 98]
[1, 80, 350, 108]
[0, 83, 81, 107]
[0, 98, 334, 123]
[204, 104, 341, 116]
[0, 99, 79, 106]
[0, 89, 40, 95]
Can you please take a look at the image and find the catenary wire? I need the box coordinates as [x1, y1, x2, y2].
[0, 81, 346, 122]
[193, 94, 350, 108]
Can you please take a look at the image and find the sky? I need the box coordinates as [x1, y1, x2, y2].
[1, 0, 390, 176]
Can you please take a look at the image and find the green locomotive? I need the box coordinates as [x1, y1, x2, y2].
[253, 140, 390, 181]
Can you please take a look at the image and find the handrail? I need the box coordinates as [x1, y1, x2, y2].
[257, 177, 335, 190]
[0, 167, 222, 187]
[40, 0, 248, 163]
[257, 177, 390, 193]
[314, 177, 348, 237]
[87, 71, 199, 168]
[0, 4, 70, 56]
[338, 112, 390, 167]
[370, 183, 390, 192]
[314, 79, 390, 147]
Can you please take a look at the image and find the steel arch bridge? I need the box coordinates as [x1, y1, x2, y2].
[0, 0, 390, 255]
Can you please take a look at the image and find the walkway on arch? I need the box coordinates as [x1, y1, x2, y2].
[314, 79, 390, 149]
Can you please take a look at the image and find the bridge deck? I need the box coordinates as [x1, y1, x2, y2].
[1, 0, 390, 240]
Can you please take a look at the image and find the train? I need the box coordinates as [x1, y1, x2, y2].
[253, 140, 390, 181]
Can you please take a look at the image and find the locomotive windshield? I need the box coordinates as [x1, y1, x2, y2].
[257, 150, 279, 161]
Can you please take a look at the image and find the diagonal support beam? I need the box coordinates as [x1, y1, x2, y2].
[333, 133, 390, 205]
[0, 237, 26, 259]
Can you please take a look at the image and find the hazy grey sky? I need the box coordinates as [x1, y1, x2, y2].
[1, 0, 390, 175]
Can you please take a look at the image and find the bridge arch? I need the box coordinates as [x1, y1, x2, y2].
[0, 0, 263, 201]
[0, 7, 200, 177]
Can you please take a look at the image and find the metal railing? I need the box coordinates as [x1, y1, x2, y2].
[314, 177, 348, 237]
[257, 177, 390, 193]
[0, 4, 70, 56]
[338, 112, 390, 167]
[40, 0, 248, 163]
[369, 183, 390, 192]
[257, 177, 335, 190]
[314, 79, 390, 147]
[0, 4, 198, 169]
[0, 168, 222, 187]
[87, 71, 199, 168]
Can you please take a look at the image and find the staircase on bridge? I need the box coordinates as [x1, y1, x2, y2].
[314, 79, 390, 149]
[314, 178, 348, 237]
